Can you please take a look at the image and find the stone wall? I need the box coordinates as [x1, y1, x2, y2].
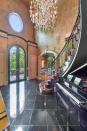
[0, 31, 40, 86]
[0, 0, 35, 41]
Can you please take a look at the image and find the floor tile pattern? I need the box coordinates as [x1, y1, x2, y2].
[1, 80, 79, 131]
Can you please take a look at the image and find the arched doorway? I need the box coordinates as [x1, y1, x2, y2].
[8, 45, 26, 83]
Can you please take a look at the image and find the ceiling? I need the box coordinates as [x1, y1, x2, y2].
[36, 0, 79, 54]
[21, 0, 79, 55]
[21, 0, 31, 7]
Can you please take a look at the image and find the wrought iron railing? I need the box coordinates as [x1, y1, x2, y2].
[57, 10, 80, 74]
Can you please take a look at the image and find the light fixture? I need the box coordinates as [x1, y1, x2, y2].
[29, 0, 57, 31]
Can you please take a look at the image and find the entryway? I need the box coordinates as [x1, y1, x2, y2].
[8, 45, 26, 83]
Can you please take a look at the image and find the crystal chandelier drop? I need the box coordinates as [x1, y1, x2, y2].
[29, 0, 57, 31]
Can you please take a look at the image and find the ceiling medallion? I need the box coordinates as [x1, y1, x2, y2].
[29, 0, 57, 31]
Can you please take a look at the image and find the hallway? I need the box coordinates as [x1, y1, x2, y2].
[1, 80, 70, 131]
[0, 0, 87, 130]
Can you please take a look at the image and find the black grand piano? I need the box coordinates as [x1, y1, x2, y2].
[54, 66, 87, 131]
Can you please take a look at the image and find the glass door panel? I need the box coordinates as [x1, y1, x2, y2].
[19, 48, 25, 80]
[10, 46, 17, 82]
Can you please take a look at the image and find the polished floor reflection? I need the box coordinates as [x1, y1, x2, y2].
[1, 80, 78, 131]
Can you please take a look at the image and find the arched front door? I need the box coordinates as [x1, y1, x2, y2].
[8, 45, 26, 83]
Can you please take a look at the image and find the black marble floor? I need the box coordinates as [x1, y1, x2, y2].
[1, 80, 75, 131]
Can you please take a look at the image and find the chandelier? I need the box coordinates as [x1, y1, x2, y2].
[29, 0, 57, 31]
